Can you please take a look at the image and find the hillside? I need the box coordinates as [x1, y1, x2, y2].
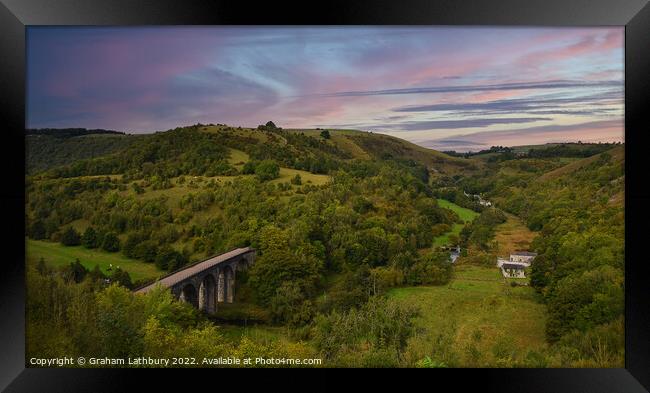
[26, 133, 140, 174]
[26, 123, 477, 179]
[25, 123, 624, 368]
[536, 145, 624, 182]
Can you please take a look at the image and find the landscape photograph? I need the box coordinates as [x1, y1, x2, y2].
[25, 26, 624, 368]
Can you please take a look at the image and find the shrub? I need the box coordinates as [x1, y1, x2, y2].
[101, 232, 120, 252]
[60, 227, 81, 246]
[255, 160, 280, 182]
[81, 227, 99, 249]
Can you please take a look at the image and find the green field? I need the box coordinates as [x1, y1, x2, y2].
[389, 265, 547, 367]
[227, 148, 250, 166]
[26, 239, 162, 281]
[433, 199, 480, 247]
[270, 167, 331, 186]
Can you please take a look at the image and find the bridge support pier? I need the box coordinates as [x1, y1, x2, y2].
[226, 268, 234, 303]
[198, 274, 217, 314]
[217, 271, 225, 302]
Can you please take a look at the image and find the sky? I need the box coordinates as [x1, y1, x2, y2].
[26, 26, 624, 151]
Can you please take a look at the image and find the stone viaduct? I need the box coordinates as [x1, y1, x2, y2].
[134, 247, 255, 313]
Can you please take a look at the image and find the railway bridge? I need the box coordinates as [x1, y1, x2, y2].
[134, 247, 255, 313]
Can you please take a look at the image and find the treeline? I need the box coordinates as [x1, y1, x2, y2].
[443, 145, 513, 158]
[26, 128, 126, 137]
[42, 127, 237, 179]
[444, 143, 621, 162]
[525, 143, 621, 159]
[27, 133, 139, 174]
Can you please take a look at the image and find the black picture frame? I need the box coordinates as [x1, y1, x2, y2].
[1, 0, 649, 391]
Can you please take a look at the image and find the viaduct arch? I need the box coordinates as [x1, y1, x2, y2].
[134, 247, 255, 314]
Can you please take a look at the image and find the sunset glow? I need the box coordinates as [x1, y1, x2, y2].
[27, 27, 624, 151]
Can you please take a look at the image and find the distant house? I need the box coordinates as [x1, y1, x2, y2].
[497, 251, 537, 278]
[448, 245, 461, 264]
[463, 190, 492, 207]
[496, 258, 510, 268]
[509, 251, 537, 265]
[501, 263, 526, 278]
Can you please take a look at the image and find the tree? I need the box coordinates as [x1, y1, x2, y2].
[65, 259, 88, 283]
[320, 130, 331, 139]
[269, 281, 314, 327]
[134, 240, 158, 263]
[242, 161, 256, 175]
[155, 245, 187, 271]
[101, 232, 120, 252]
[36, 257, 48, 275]
[407, 251, 452, 285]
[81, 227, 99, 249]
[29, 219, 47, 240]
[60, 227, 81, 246]
[110, 267, 133, 289]
[248, 248, 320, 305]
[291, 174, 302, 185]
[254, 160, 280, 182]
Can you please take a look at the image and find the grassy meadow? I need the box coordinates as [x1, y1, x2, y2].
[26, 238, 161, 281]
[389, 264, 547, 367]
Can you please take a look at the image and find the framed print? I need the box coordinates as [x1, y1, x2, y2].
[1, 0, 649, 391]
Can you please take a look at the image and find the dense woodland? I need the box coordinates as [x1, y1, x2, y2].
[25, 124, 624, 367]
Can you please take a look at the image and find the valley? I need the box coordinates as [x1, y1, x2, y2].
[25, 124, 624, 367]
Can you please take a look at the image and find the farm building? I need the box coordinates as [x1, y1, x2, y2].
[496, 258, 510, 268]
[501, 263, 526, 278]
[497, 251, 537, 278]
[509, 251, 537, 265]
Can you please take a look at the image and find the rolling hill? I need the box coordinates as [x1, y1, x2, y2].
[27, 123, 478, 179]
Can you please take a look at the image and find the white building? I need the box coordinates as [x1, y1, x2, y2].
[501, 263, 526, 278]
[497, 251, 537, 278]
[496, 258, 510, 268]
[509, 251, 537, 266]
